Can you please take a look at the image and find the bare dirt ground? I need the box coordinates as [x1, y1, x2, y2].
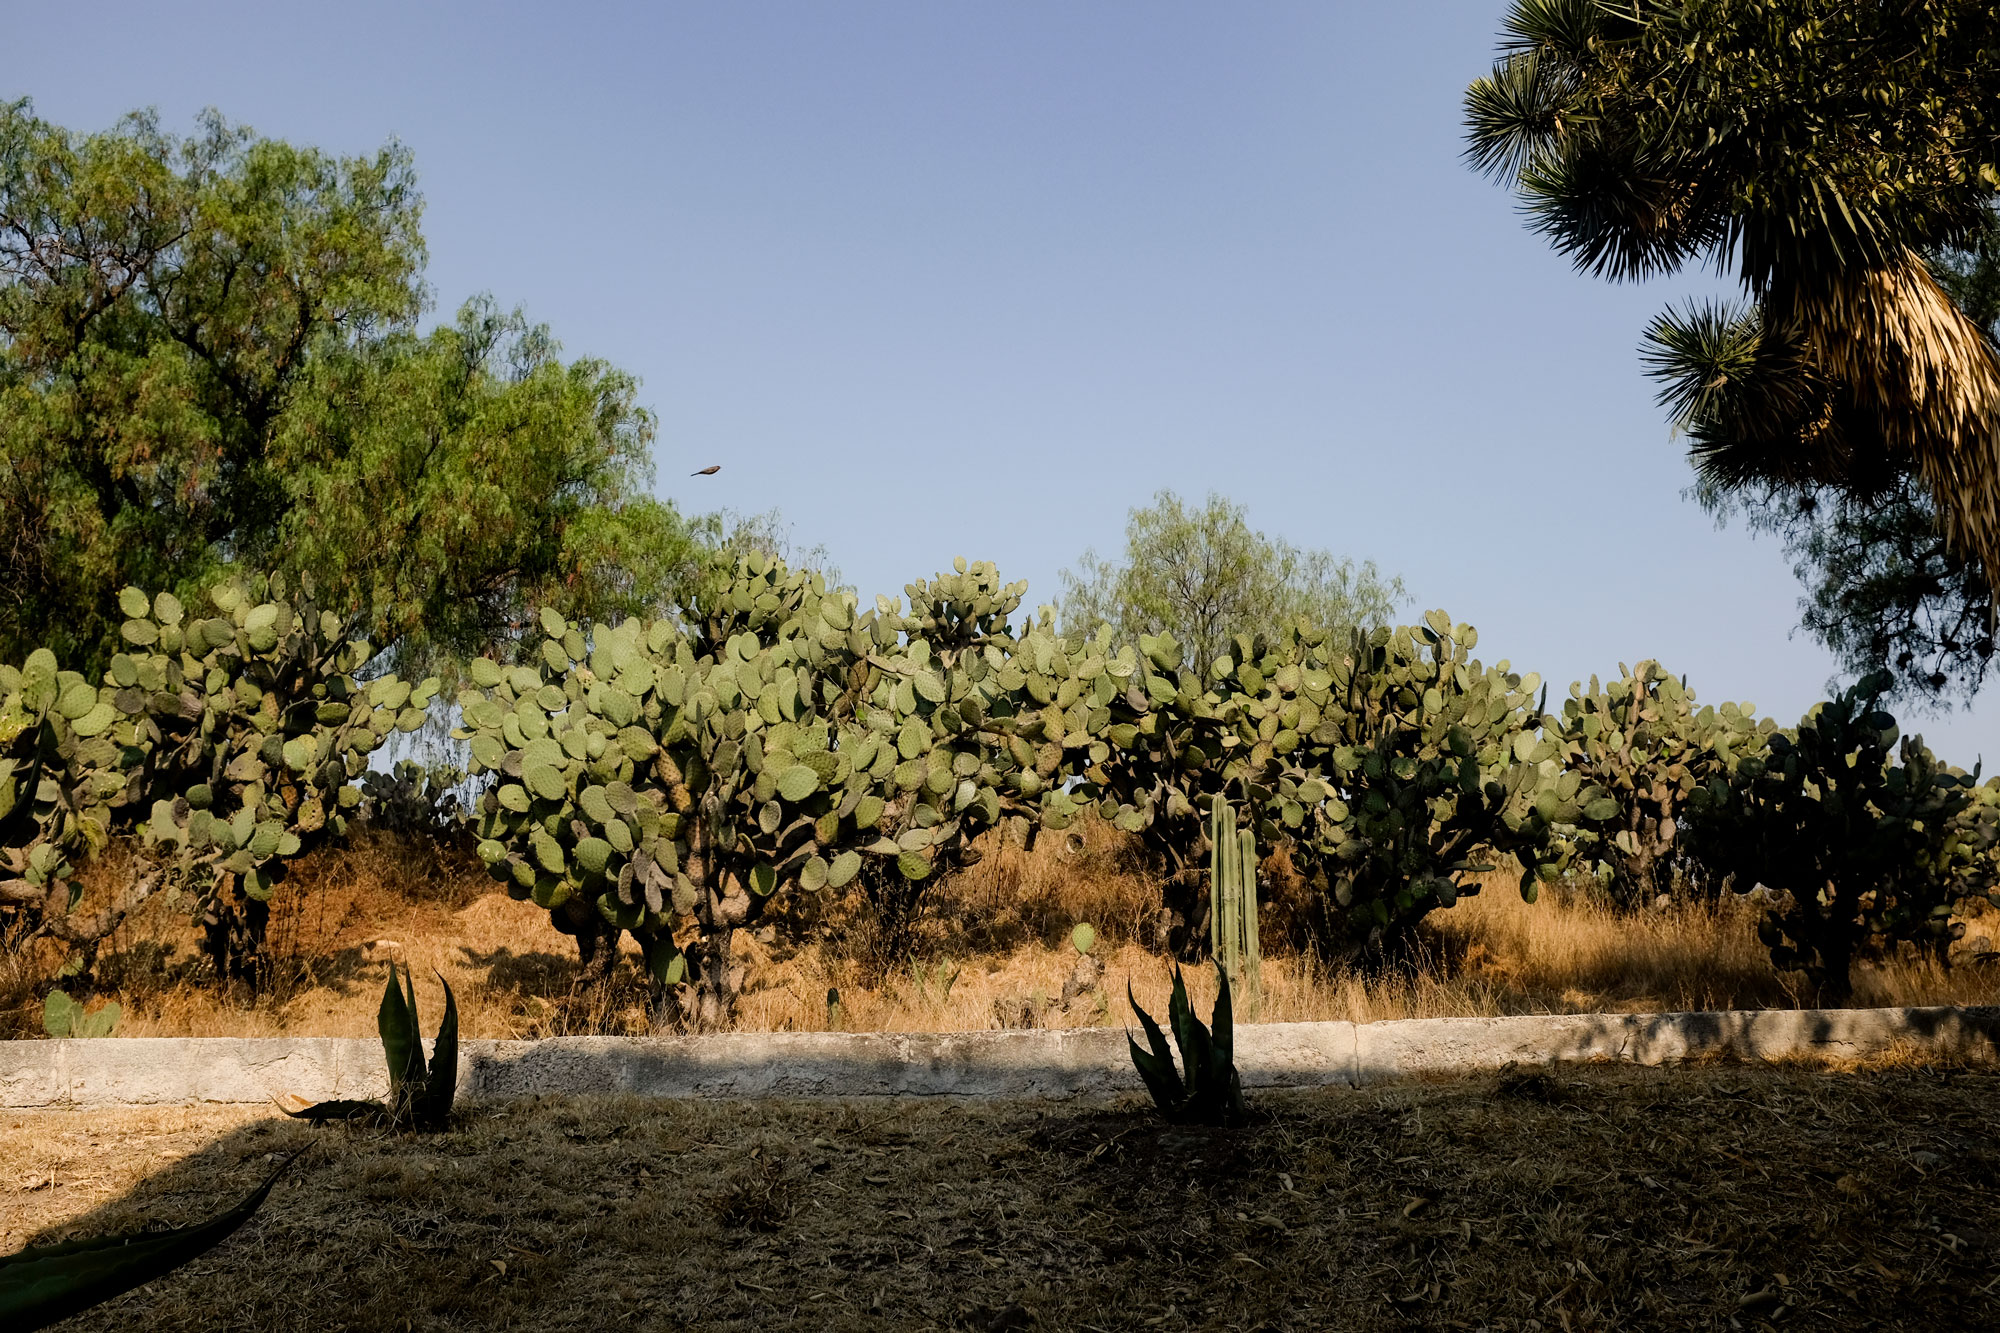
[7, 1062, 1998, 1331]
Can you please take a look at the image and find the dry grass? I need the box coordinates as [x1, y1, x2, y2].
[6, 819, 2000, 1041]
[6, 1062, 1999, 1330]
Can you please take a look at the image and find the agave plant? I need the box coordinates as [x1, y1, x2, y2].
[287, 964, 457, 1130]
[1126, 964, 1245, 1127]
[0, 1154, 293, 1331]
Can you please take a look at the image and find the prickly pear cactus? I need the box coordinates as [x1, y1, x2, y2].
[1951, 777, 2000, 909]
[1301, 612, 1593, 962]
[847, 560, 1104, 974]
[461, 553, 1097, 1026]
[0, 648, 129, 930]
[1077, 621, 1334, 955]
[1695, 673, 1992, 1003]
[1551, 661, 1773, 906]
[113, 574, 435, 978]
[1696, 676, 1992, 996]
[358, 760, 465, 835]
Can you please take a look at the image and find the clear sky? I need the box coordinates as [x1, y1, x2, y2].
[7, 1, 1994, 761]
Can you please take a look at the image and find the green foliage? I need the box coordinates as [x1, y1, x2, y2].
[461, 553, 1094, 1026]
[0, 99, 421, 671]
[1059, 489, 1405, 677]
[1126, 964, 1245, 1127]
[1070, 922, 1096, 956]
[1207, 798, 1260, 1011]
[39, 988, 118, 1038]
[1552, 662, 1774, 905]
[1466, 0, 1999, 292]
[0, 100, 709, 678]
[0, 1155, 293, 1332]
[1694, 674, 1996, 1002]
[273, 298, 714, 677]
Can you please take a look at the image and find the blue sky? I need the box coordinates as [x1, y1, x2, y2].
[8, 2, 1994, 761]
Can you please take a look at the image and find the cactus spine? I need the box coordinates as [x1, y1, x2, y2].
[1208, 797, 1261, 1013]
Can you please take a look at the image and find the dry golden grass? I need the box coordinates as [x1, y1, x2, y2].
[6, 819, 1999, 1041]
[6, 1063, 1999, 1331]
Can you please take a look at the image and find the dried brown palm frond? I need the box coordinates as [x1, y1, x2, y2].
[1788, 254, 2000, 580]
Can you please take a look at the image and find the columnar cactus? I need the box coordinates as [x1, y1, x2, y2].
[1551, 661, 1774, 905]
[1207, 796, 1261, 1012]
[1693, 673, 1997, 1003]
[113, 575, 436, 979]
[461, 554, 1095, 1027]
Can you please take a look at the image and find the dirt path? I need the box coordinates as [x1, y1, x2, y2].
[6, 1063, 1997, 1331]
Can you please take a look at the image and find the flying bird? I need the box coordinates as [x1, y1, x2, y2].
[691, 465, 721, 476]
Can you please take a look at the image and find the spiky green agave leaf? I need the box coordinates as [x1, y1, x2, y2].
[0, 1153, 293, 1331]
[413, 971, 458, 1131]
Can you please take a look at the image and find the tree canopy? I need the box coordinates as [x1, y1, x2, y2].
[0, 99, 707, 676]
[1058, 489, 1406, 674]
[1465, 1, 2000, 584]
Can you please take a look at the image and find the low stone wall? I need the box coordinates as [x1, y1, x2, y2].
[4, 1006, 1996, 1109]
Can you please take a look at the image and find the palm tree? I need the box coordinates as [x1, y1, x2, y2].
[1464, 0, 2000, 578]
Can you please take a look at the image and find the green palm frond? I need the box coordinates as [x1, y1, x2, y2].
[1462, 53, 1569, 183]
[1642, 299, 1900, 496]
[1520, 136, 1722, 282]
[1499, 0, 1636, 56]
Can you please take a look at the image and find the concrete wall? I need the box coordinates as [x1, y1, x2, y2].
[4, 1006, 1996, 1109]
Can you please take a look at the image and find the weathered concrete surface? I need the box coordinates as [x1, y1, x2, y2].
[1350, 1006, 2000, 1085]
[4, 1006, 1995, 1108]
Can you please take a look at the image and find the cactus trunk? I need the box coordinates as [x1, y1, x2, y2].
[1208, 798, 1261, 1017]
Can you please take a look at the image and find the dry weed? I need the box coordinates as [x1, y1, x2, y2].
[8, 822, 2000, 1040]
